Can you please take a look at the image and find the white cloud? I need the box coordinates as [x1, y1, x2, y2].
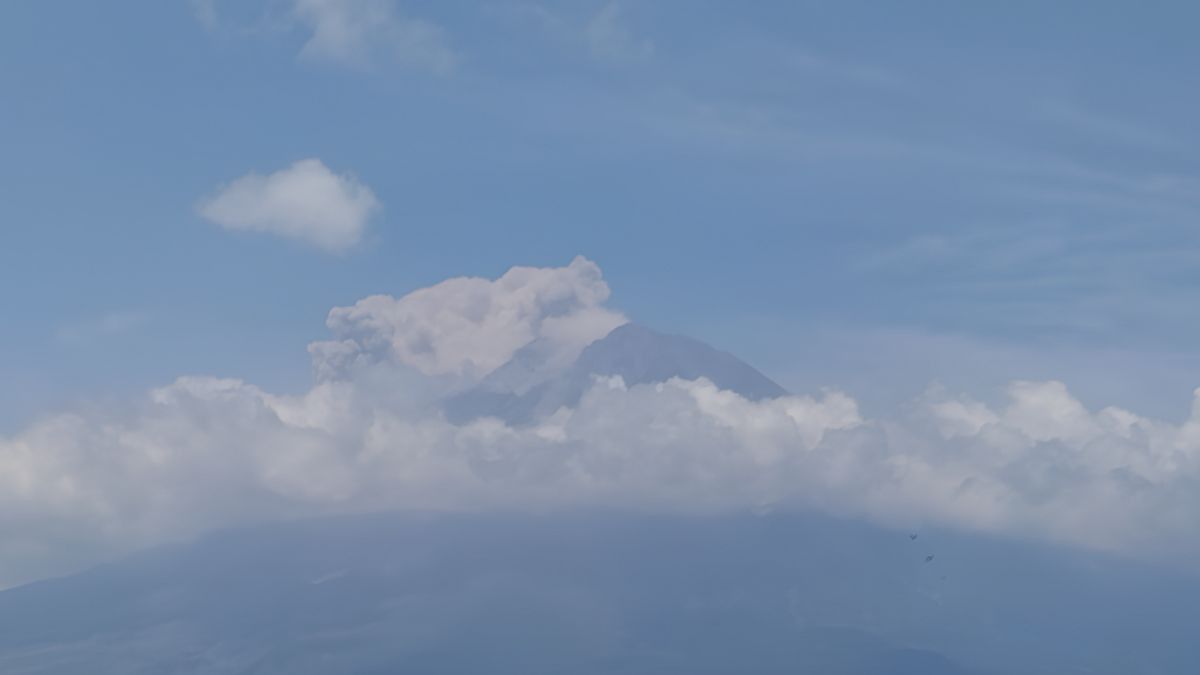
[198, 158, 379, 253]
[293, 0, 456, 73]
[310, 255, 627, 382]
[584, 2, 653, 64]
[894, 380, 1199, 553]
[4, 258, 1200, 586]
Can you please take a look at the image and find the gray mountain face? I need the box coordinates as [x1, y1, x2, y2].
[0, 510, 1197, 675]
[446, 323, 787, 425]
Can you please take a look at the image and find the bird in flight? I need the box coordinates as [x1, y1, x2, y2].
[909, 533, 918, 540]
[925, 554, 935, 563]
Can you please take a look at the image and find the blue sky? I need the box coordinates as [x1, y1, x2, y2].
[4, 0, 1200, 431]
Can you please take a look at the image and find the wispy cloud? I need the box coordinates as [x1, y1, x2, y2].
[773, 43, 907, 90]
[190, 0, 219, 31]
[193, 0, 456, 73]
[857, 216, 1200, 341]
[500, 1, 652, 65]
[1033, 99, 1177, 151]
[55, 311, 148, 345]
[293, 0, 457, 73]
[584, 2, 653, 64]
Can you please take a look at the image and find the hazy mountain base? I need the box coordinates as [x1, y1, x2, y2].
[0, 511, 1194, 674]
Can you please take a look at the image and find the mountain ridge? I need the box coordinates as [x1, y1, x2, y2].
[446, 322, 787, 425]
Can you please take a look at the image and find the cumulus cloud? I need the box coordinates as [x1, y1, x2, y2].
[198, 159, 379, 253]
[293, 0, 456, 73]
[309, 255, 627, 382]
[3, 258, 1200, 586]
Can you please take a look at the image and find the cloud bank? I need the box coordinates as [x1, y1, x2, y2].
[2, 257, 1200, 585]
[198, 158, 379, 253]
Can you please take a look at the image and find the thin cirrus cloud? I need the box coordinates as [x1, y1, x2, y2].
[192, 0, 456, 74]
[584, 2, 654, 64]
[3, 258, 1200, 588]
[54, 311, 148, 345]
[197, 158, 380, 253]
[510, 1, 654, 65]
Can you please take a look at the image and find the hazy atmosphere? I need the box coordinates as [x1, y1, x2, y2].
[2, 1, 1199, 673]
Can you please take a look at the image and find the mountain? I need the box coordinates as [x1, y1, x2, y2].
[446, 323, 788, 424]
[0, 510, 1196, 674]
[0, 512, 968, 675]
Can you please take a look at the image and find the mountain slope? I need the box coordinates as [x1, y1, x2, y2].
[0, 510, 1196, 674]
[572, 323, 787, 399]
[0, 512, 969, 675]
[446, 323, 787, 424]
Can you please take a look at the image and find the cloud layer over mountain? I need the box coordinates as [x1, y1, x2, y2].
[1, 257, 1199, 586]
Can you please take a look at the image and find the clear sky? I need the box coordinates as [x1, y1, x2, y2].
[3, 0, 1200, 424]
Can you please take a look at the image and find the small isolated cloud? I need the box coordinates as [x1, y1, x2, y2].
[293, 0, 457, 73]
[198, 158, 380, 253]
[584, 2, 653, 64]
